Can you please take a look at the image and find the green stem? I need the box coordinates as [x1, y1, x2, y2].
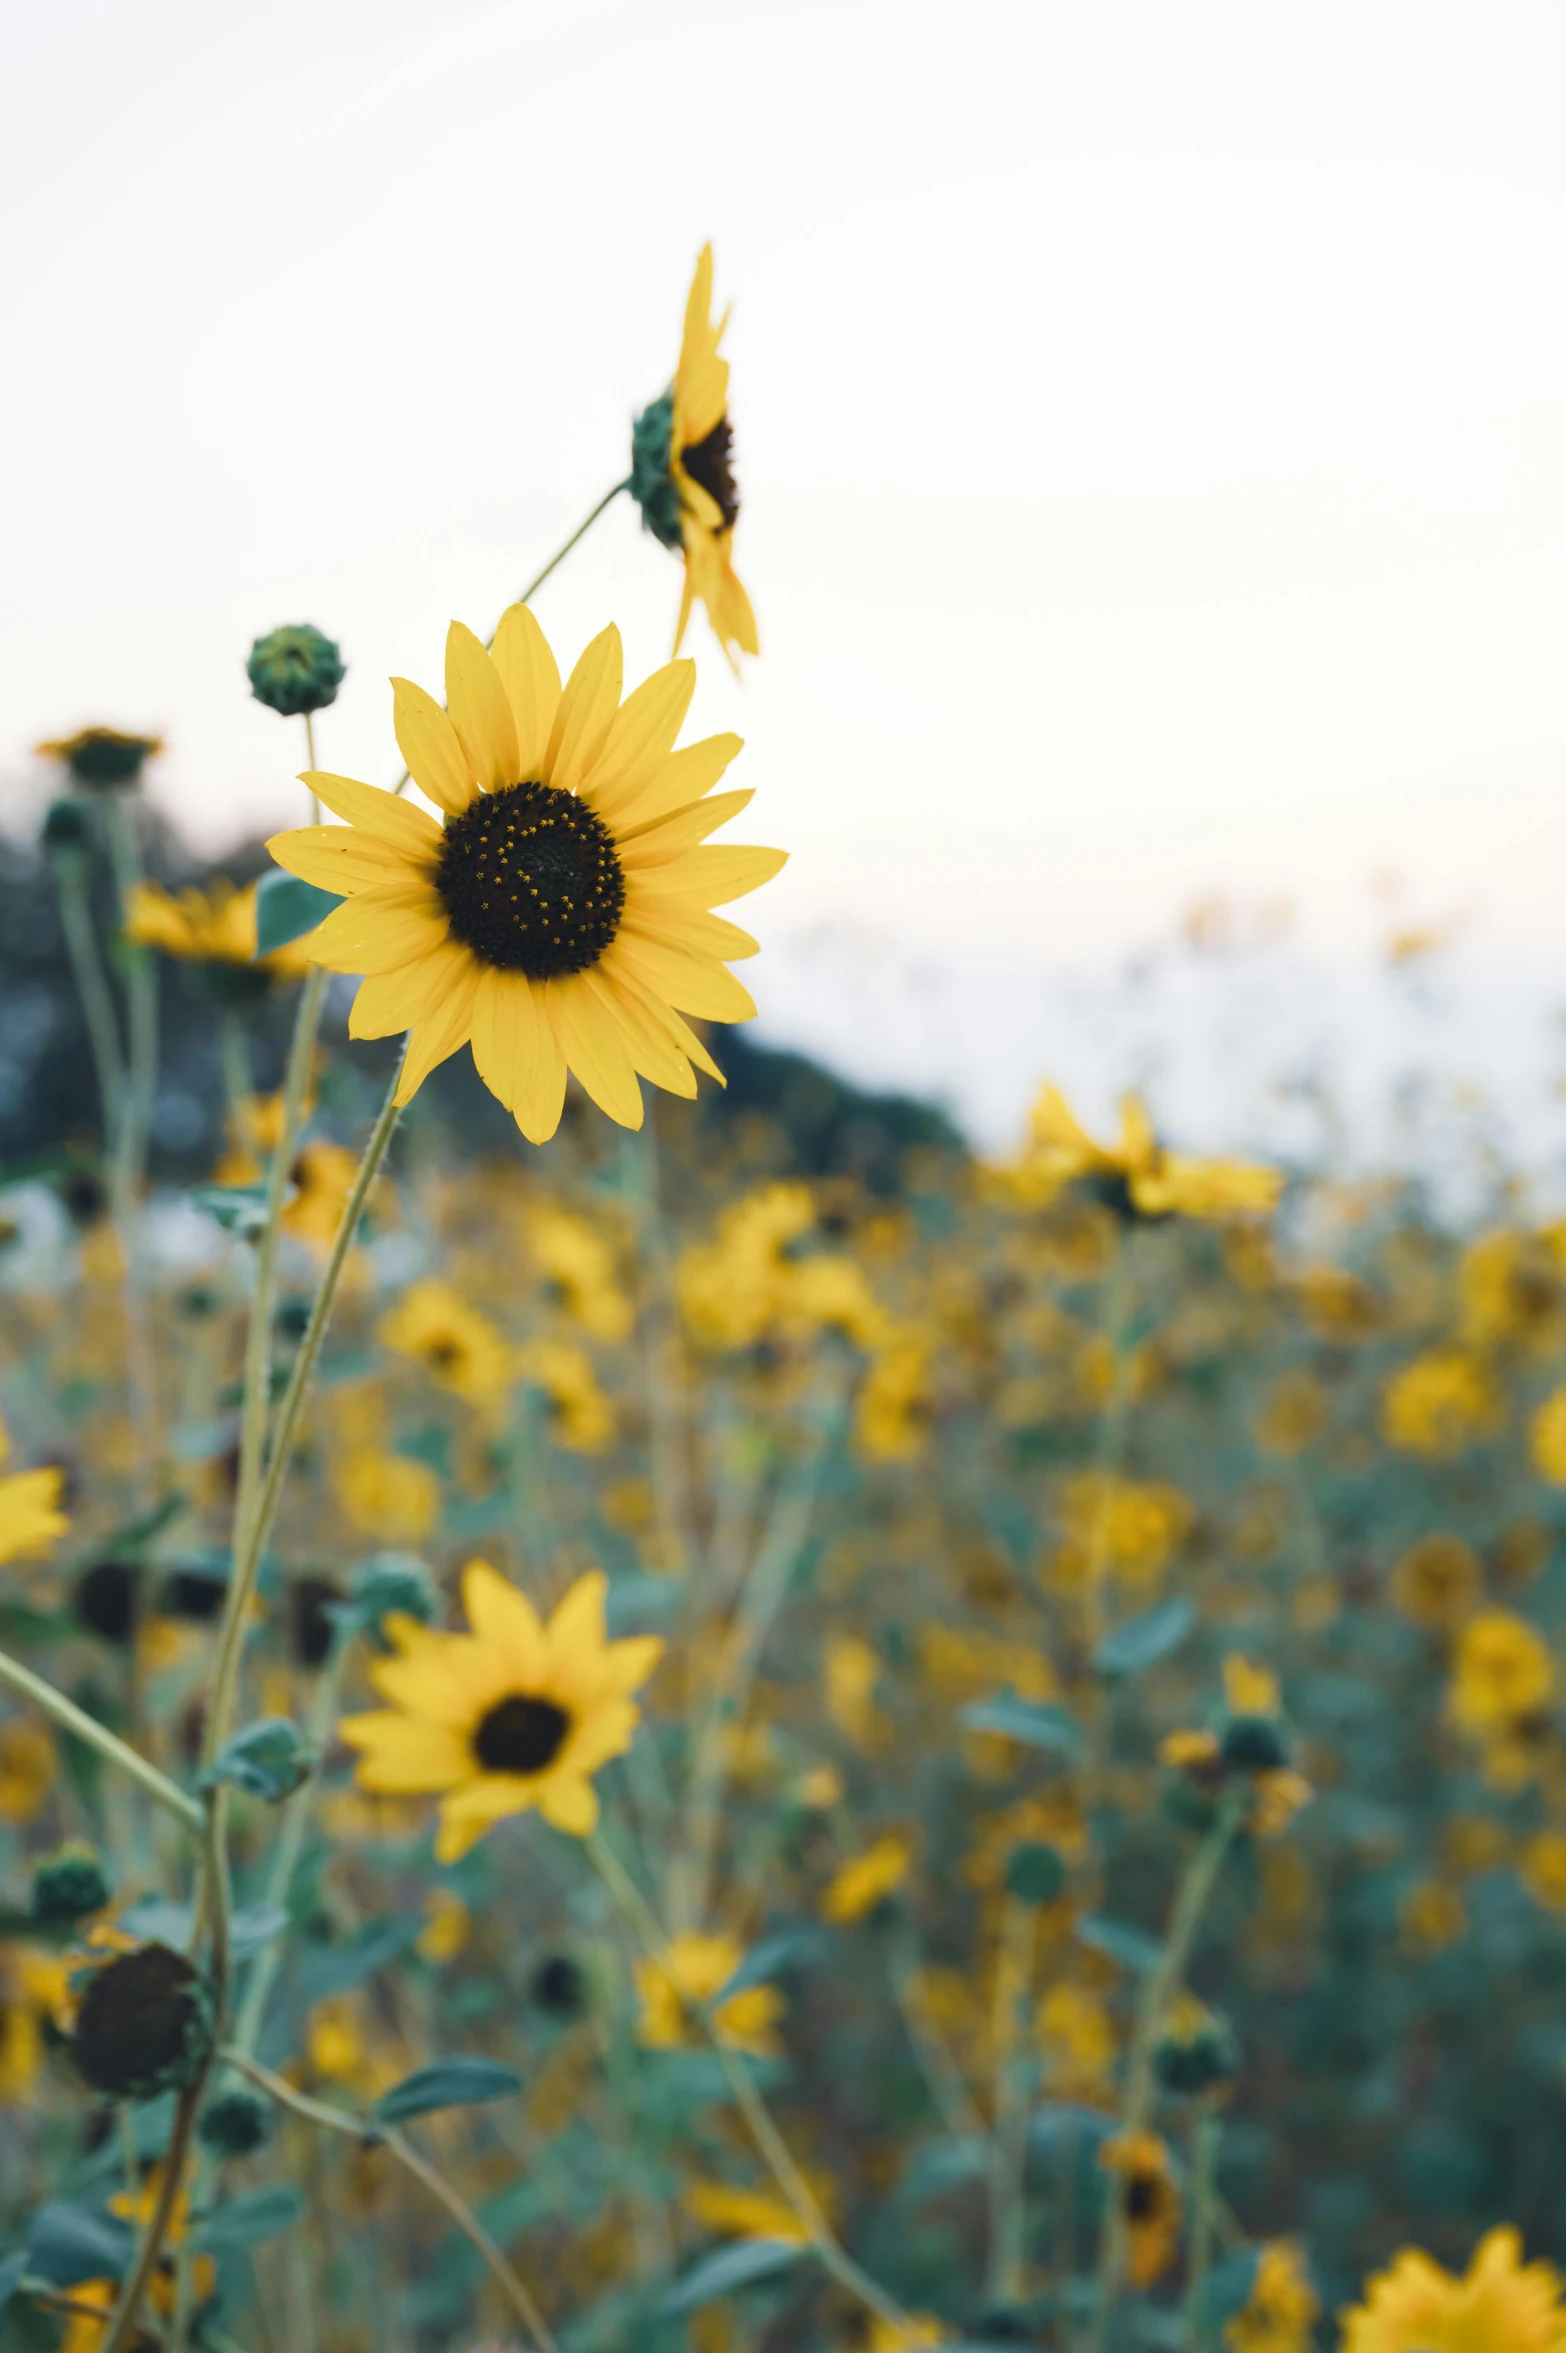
[96, 2075, 203, 2353]
[1083, 1230, 1138, 1656]
[986, 1894, 1034, 2306]
[221, 2048, 558, 2353]
[101, 795, 158, 1222]
[218, 1011, 254, 1149]
[50, 843, 126, 1149]
[587, 1828, 912, 2335]
[1182, 2104, 1222, 2350]
[1088, 1795, 1244, 2352]
[393, 481, 631, 795]
[0, 1646, 202, 1828]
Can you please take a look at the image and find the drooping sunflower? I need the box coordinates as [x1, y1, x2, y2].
[630, 245, 759, 669]
[266, 605, 783, 1143]
[123, 877, 314, 994]
[339, 1561, 662, 1858]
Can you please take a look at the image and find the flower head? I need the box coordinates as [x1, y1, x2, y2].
[1391, 1533, 1482, 1630]
[122, 877, 314, 994]
[1099, 2130, 1182, 2288]
[37, 726, 162, 790]
[631, 246, 758, 669]
[997, 1086, 1281, 1222]
[1340, 2225, 1566, 2352]
[636, 1931, 784, 2057]
[378, 1280, 517, 1408]
[1381, 1348, 1502, 1458]
[1447, 1610, 1555, 1742]
[1226, 2241, 1319, 2353]
[266, 605, 783, 1142]
[820, 1832, 911, 1924]
[0, 1416, 68, 1568]
[339, 1561, 662, 1859]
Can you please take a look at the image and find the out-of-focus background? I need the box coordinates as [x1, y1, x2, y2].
[4, 0, 1566, 1166]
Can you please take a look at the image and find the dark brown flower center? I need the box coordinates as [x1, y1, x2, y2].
[680, 416, 739, 532]
[473, 1693, 571, 1776]
[1125, 2174, 1160, 2222]
[436, 782, 625, 979]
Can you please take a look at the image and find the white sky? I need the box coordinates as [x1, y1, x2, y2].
[4, 0, 1566, 1133]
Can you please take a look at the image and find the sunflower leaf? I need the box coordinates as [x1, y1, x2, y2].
[199, 1717, 315, 1803]
[26, 2202, 133, 2287]
[190, 1184, 278, 1239]
[1094, 1598, 1196, 1677]
[374, 2057, 523, 2127]
[256, 869, 342, 956]
[193, 2184, 305, 2251]
[1076, 1914, 1164, 1975]
[959, 1692, 1085, 1757]
[661, 2238, 806, 2316]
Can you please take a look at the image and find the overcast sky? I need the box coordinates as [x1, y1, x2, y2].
[4, 0, 1566, 1024]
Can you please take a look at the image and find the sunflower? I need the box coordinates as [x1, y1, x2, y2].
[339, 1561, 662, 1859]
[36, 726, 162, 790]
[630, 245, 758, 669]
[266, 606, 783, 1142]
[635, 1930, 785, 2057]
[377, 1279, 517, 1408]
[1340, 2225, 1566, 2352]
[123, 877, 314, 994]
[997, 1086, 1281, 1221]
[1099, 2129, 1183, 2289]
[0, 1417, 68, 1569]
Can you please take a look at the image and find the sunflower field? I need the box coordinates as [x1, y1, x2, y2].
[2, 250, 1566, 2353]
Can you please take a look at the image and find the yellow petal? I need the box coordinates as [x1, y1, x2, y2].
[545, 975, 645, 1129]
[602, 732, 744, 831]
[614, 930, 757, 1022]
[348, 942, 468, 1039]
[368, 1642, 494, 1728]
[309, 887, 449, 975]
[628, 905, 759, 963]
[393, 678, 478, 817]
[339, 1714, 471, 1793]
[469, 967, 540, 1114]
[490, 603, 562, 778]
[545, 625, 622, 796]
[445, 622, 519, 792]
[618, 788, 755, 867]
[266, 826, 411, 895]
[604, 958, 726, 1082]
[545, 1567, 608, 1657]
[305, 772, 443, 861]
[515, 1011, 568, 1146]
[628, 843, 786, 907]
[462, 1559, 546, 1683]
[537, 1777, 599, 1837]
[394, 962, 481, 1106]
[435, 1781, 531, 1862]
[584, 969, 695, 1097]
[583, 660, 696, 820]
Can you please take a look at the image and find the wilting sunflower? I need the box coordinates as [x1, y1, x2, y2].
[630, 245, 758, 669]
[266, 606, 783, 1143]
[339, 1561, 662, 1858]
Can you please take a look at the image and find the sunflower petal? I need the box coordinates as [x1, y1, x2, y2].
[629, 905, 759, 962]
[445, 622, 519, 792]
[462, 1559, 546, 1683]
[614, 930, 757, 1022]
[628, 843, 787, 907]
[618, 787, 755, 866]
[266, 826, 411, 895]
[338, 1714, 471, 1793]
[435, 1781, 531, 1862]
[348, 941, 468, 1039]
[586, 969, 696, 1097]
[602, 732, 744, 831]
[469, 968, 540, 1115]
[603, 956, 727, 1082]
[545, 975, 645, 1129]
[309, 888, 449, 975]
[394, 963, 481, 1106]
[515, 1012, 568, 1146]
[545, 1568, 608, 1657]
[490, 602, 562, 778]
[393, 678, 478, 817]
[583, 660, 696, 819]
[537, 1777, 599, 1836]
[545, 625, 622, 796]
[305, 772, 443, 860]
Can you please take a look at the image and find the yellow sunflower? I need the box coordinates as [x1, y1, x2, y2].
[1340, 2225, 1566, 2352]
[0, 1418, 68, 1568]
[630, 245, 758, 669]
[339, 1561, 662, 1859]
[122, 878, 314, 985]
[266, 606, 782, 1143]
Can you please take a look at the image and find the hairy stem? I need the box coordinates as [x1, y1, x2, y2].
[0, 1646, 202, 1828]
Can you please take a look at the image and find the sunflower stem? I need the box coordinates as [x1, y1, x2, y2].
[1182, 2103, 1223, 2351]
[99, 793, 162, 1512]
[0, 1645, 203, 1828]
[1086, 1794, 1245, 2353]
[49, 839, 126, 1156]
[985, 1892, 1036, 2307]
[95, 2073, 204, 2353]
[391, 480, 631, 796]
[219, 2048, 559, 2353]
[586, 1826, 914, 2335]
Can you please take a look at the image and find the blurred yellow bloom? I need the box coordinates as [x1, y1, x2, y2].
[1058, 1473, 1192, 1592]
[309, 1995, 368, 2083]
[518, 1339, 616, 1451]
[996, 1085, 1281, 1221]
[1447, 1611, 1555, 1741]
[1391, 1534, 1482, 1630]
[856, 1329, 934, 1460]
[530, 1207, 633, 1341]
[379, 1279, 517, 1407]
[1223, 1656, 1281, 1716]
[636, 1931, 784, 2057]
[332, 1448, 441, 1543]
[416, 1887, 470, 1963]
[867, 2317, 947, 2351]
[1037, 1981, 1116, 2099]
[1530, 1388, 1566, 1484]
[1381, 1349, 1502, 1458]
[1340, 2225, 1566, 2353]
[0, 1720, 57, 1823]
[821, 1833, 912, 1924]
[0, 1417, 68, 1567]
[1460, 1230, 1564, 1354]
[1520, 1831, 1566, 1916]
[1254, 1370, 1326, 1457]
[1099, 2130, 1182, 2288]
[123, 877, 314, 978]
[684, 2181, 810, 2245]
[1225, 2240, 1319, 2353]
[825, 1632, 887, 1750]
[0, 1947, 69, 2101]
[1399, 1879, 1466, 1956]
[284, 1140, 365, 1254]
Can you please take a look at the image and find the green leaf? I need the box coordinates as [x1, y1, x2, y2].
[199, 1717, 316, 1803]
[895, 2136, 988, 2206]
[302, 1916, 419, 2003]
[193, 2184, 305, 2251]
[375, 2056, 523, 2126]
[27, 2202, 133, 2286]
[256, 869, 342, 956]
[1094, 1598, 1196, 1676]
[662, 2238, 806, 2316]
[230, 1903, 289, 1959]
[190, 1184, 277, 1238]
[0, 2250, 24, 2317]
[959, 1691, 1085, 1758]
[1077, 1914, 1164, 1975]
[717, 1928, 825, 2001]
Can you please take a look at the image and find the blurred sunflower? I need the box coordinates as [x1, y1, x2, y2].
[1226, 2241, 1319, 2353]
[378, 1280, 516, 1408]
[1099, 2130, 1182, 2289]
[630, 245, 758, 669]
[123, 877, 314, 992]
[997, 1086, 1281, 1221]
[635, 1930, 785, 2056]
[0, 1417, 68, 1568]
[267, 606, 783, 1141]
[1339, 2225, 1566, 2352]
[339, 1561, 662, 1858]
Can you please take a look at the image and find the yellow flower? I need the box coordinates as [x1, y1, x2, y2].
[1447, 1611, 1555, 1740]
[1381, 1349, 1502, 1458]
[1099, 2130, 1182, 2289]
[820, 1833, 911, 1924]
[1460, 1230, 1564, 1353]
[267, 605, 783, 1141]
[1254, 1370, 1325, 1457]
[378, 1280, 517, 1407]
[0, 1418, 68, 1567]
[1297, 1264, 1382, 1341]
[530, 1207, 633, 1340]
[0, 1947, 69, 2101]
[1340, 2225, 1566, 2352]
[123, 877, 314, 979]
[857, 1329, 934, 1460]
[308, 1995, 368, 2083]
[1391, 1534, 1482, 1630]
[416, 1888, 470, 1963]
[825, 1633, 887, 1750]
[339, 1561, 662, 1860]
[635, 245, 759, 671]
[0, 1720, 58, 1823]
[684, 2181, 811, 2245]
[1531, 1388, 1566, 1484]
[517, 1339, 616, 1451]
[1521, 1831, 1566, 1915]
[868, 2318, 947, 2352]
[61, 2165, 215, 2353]
[997, 1085, 1281, 1221]
[1037, 1981, 1116, 2099]
[1225, 2240, 1319, 2353]
[332, 1448, 440, 1543]
[283, 1140, 365, 1253]
[1399, 1879, 1466, 1956]
[635, 1931, 784, 2057]
[1222, 1656, 1281, 1716]
[1057, 1474, 1193, 1592]
[677, 1182, 815, 1348]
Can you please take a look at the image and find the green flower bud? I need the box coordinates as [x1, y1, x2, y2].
[247, 623, 345, 718]
[72, 1944, 215, 2103]
[350, 1552, 437, 1634]
[1153, 2002, 1241, 2098]
[1220, 1715, 1290, 1773]
[198, 2085, 274, 2157]
[31, 1843, 111, 1927]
